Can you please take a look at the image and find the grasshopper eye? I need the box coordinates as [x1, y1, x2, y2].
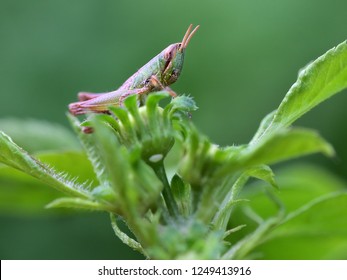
[164, 48, 172, 60]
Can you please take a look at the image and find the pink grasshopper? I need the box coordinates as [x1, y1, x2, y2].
[69, 24, 199, 116]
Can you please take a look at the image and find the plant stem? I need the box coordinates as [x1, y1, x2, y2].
[151, 161, 179, 218]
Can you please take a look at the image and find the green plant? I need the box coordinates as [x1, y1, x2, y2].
[1, 41, 347, 259]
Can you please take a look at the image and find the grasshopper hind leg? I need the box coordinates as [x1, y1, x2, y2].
[118, 86, 151, 106]
[78, 92, 104, 101]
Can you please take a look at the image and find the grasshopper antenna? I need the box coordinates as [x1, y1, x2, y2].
[179, 24, 200, 51]
[180, 24, 192, 50]
[184, 25, 200, 49]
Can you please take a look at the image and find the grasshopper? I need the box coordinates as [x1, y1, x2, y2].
[69, 24, 199, 115]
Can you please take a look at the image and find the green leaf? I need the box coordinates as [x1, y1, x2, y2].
[145, 91, 170, 115]
[246, 165, 278, 189]
[46, 197, 114, 211]
[0, 151, 96, 214]
[246, 128, 334, 166]
[219, 128, 334, 178]
[253, 41, 347, 141]
[110, 214, 146, 256]
[210, 174, 250, 231]
[272, 164, 345, 211]
[212, 198, 249, 232]
[250, 111, 276, 143]
[0, 118, 79, 153]
[68, 114, 112, 190]
[223, 215, 282, 259]
[254, 193, 347, 259]
[171, 174, 191, 217]
[0, 131, 90, 199]
[240, 128, 333, 171]
[167, 94, 198, 115]
[233, 163, 346, 221]
[0, 165, 62, 214]
[227, 164, 347, 259]
[37, 151, 96, 184]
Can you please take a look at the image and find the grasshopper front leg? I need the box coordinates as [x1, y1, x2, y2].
[148, 75, 177, 98]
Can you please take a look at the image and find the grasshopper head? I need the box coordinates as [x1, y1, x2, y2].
[161, 24, 199, 86]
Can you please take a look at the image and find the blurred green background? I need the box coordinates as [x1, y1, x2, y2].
[1, 0, 347, 259]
